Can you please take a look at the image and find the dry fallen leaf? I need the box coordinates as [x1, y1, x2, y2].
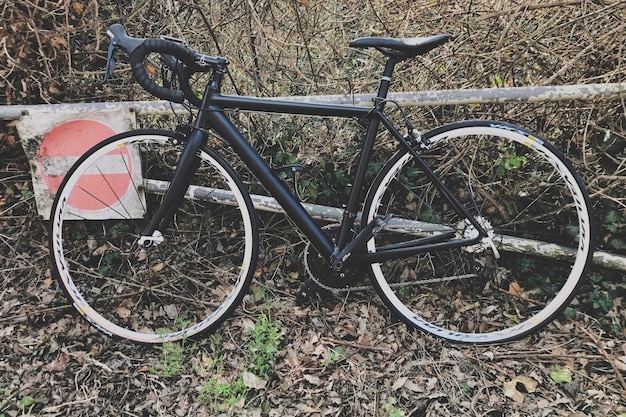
[503, 376, 538, 403]
[152, 262, 165, 272]
[403, 379, 424, 392]
[92, 243, 109, 257]
[73, 2, 84, 14]
[4, 134, 16, 147]
[508, 281, 524, 295]
[163, 304, 178, 320]
[242, 371, 267, 389]
[116, 306, 132, 319]
[304, 374, 324, 385]
[549, 367, 572, 383]
[0, 325, 15, 338]
[391, 376, 408, 391]
[286, 347, 300, 369]
[42, 275, 53, 288]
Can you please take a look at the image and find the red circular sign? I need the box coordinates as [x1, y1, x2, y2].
[38, 119, 132, 212]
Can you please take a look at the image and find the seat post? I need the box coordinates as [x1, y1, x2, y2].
[375, 57, 400, 104]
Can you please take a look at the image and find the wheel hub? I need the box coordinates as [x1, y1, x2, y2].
[458, 216, 500, 258]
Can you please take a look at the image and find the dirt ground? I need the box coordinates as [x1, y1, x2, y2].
[1, 146, 625, 417]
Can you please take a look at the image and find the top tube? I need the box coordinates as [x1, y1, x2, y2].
[208, 94, 374, 119]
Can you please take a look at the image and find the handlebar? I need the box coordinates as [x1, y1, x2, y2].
[105, 24, 227, 106]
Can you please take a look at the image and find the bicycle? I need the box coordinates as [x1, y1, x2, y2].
[48, 24, 594, 345]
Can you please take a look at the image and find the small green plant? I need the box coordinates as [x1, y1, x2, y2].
[398, 286, 412, 298]
[490, 73, 506, 88]
[587, 272, 614, 313]
[382, 397, 405, 417]
[199, 333, 223, 370]
[199, 376, 248, 408]
[603, 210, 626, 250]
[495, 143, 527, 178]
[20, 189, 34, 200]
[198, 314, 284, 411]
[588, 286, 613, 314]
[17, 395, 35, 412]
[324, 346, 346, 367]
[152, 318, 191, 378]
[153, 340, 186, 377]
[461, 382, 473, 398]
[0, 387, 6, 417]
[581, 271, 625, 336]
[108, 221, 131, 238]
[246, 314, 284, 376]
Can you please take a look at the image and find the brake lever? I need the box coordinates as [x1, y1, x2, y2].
[103, 40, 116, 83]
[103, 23, 145, 83]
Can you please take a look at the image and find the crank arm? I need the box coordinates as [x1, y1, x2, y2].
[329, 214, 392, 271]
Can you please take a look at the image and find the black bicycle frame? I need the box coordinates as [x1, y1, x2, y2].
[149, 60, 487, 269]
[204, 94, 371, 261]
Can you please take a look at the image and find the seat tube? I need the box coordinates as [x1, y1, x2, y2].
[336, 58, 399, 248]
[376, 57, 399, 102]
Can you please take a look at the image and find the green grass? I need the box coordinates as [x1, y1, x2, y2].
[198, 314, 284, 411]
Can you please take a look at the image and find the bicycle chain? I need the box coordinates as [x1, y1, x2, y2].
[303, 239, 477, 294]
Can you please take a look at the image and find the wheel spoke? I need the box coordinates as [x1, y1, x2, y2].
[364, 122, 593, 344]
[49, 131, 257, 343]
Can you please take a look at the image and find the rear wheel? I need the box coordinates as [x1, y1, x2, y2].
[363, 121, 594, 344]
[49, 129, 258, 343]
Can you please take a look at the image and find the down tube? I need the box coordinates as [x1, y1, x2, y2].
[206, 110, 335, 259]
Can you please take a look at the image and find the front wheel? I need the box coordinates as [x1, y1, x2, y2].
[363, 121, 594, 344]
[49, 129, 258, 344]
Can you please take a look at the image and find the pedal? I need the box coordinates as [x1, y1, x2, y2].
[295, 279, 320, 305]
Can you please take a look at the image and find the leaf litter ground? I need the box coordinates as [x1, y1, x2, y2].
[1, 149, 625, 417]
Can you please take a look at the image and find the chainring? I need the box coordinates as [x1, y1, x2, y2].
[303, 225, 367, 290]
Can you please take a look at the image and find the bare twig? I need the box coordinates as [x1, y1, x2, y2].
[321, 337, 392, 353]
[476, 0, 591, 22]
[575, 322, 626, 397]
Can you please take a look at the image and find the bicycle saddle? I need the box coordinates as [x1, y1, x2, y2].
[349, 34, 449, 59]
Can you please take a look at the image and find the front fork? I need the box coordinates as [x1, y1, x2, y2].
[138, 69, 225, 246]
[139, 126, 206, 246]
